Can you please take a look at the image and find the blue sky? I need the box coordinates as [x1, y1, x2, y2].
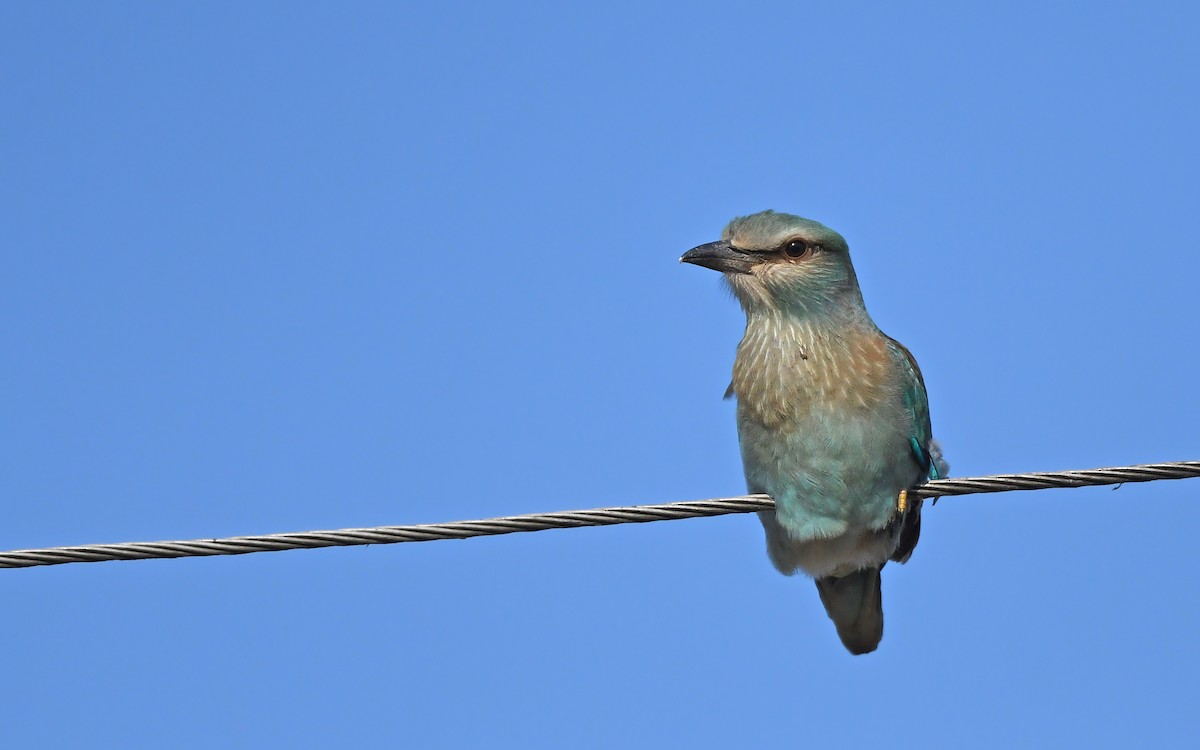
[3, 2, 1199, 747]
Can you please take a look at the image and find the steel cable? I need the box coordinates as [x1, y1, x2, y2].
[2, 460, 1197, 570]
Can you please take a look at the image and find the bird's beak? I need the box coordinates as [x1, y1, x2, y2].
[680, 240, 757, 274]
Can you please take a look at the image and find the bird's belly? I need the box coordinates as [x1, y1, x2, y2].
[739, 407, 913, 544]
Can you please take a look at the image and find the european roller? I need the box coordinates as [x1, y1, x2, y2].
[681, 210, 947, 655]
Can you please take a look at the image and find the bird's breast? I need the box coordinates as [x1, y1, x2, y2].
[732, 317, 895, 428]
[731, 316, 914, 535]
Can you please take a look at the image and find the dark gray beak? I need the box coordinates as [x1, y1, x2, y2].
[680, 240, 757, 274]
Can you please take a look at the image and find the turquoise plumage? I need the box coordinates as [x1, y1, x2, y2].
[682, 210, 947, 654]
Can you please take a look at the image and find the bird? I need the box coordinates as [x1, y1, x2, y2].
[681, 210, 947, 654]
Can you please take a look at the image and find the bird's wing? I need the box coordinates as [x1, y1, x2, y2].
[883, 336, 944, 564]
[884, 337, 940, 480]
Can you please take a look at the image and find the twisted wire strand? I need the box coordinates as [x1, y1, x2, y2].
[3, 460, 1197, 570]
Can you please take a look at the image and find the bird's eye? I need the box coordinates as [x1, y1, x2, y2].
[782, 240, 810, 258]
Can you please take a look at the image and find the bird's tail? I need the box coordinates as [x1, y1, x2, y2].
[814, 566, 884, 655]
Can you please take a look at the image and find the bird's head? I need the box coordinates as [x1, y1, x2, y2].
[681, 210, 861, 315]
